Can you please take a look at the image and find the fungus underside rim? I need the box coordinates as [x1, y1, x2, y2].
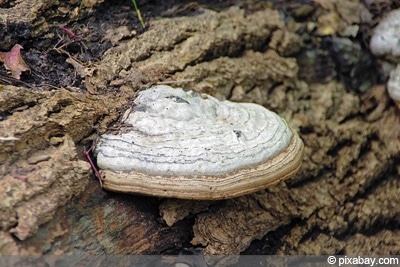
[99, 127, 304, 200]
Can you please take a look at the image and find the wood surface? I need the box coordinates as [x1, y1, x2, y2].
[1, 1, 400, 265]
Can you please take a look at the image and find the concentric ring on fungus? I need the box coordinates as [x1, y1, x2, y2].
[94, 85, 304, 200]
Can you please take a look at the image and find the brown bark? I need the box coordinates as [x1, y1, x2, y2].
[1, 1, 400, 265]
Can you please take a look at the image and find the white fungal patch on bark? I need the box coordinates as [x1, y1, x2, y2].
[95, 85, 292, 176]
[370, 9, 400, 58]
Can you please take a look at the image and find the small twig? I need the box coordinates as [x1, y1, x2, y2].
[0, 73, 38, 90]
[60, 26, 89, 41]
[83, 140, 103, 187]
[60, 26, 79, 39]
[54, 26, 89, 53]
[53, 47, 80, 63]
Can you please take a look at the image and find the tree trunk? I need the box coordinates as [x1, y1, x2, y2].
[1, 1, 400, 265]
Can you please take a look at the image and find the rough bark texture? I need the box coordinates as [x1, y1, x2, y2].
[1, 0, 400, 265]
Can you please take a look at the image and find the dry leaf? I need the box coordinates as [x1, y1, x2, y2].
[0, 44, 31, 79]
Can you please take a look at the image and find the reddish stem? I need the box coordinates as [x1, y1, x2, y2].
[83, 141, 103, 187]
[60, 26, 78, 39]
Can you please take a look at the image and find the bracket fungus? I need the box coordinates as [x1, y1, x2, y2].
[369, 8, 400, 60]
[94, 85, 304, 200]
[370, 8, 400, 108]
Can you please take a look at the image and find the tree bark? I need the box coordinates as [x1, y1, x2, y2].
[1, 1, 400, 265]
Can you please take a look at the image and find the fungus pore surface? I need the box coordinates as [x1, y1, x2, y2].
[94, 85, 304, 200]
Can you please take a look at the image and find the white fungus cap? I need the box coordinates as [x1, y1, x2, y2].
[370, 9, 400, 58]
[95, 86, 292, 175]
[94, 86, 304, 200]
